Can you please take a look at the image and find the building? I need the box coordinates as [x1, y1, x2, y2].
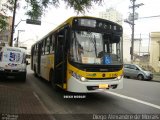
[123, 34, 131, 63]
[99, 8, 123, 25]
[99, 8, 133, 62]
[0, 14, 12, 46]
[99, 8, 131, 62]
[0, 0, 12, 46]
[150, 32, 160, 72]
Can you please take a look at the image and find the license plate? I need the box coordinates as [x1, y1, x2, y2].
[99, 84, 109, 89]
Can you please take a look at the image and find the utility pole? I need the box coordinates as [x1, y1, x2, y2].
[139, 34, 142, 56]
[10, 0, 17, 47]
[130, 0, 135, 61]
[124, 0, 144, 63]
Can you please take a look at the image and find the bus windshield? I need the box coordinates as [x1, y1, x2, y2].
[69, 30, 122, 65]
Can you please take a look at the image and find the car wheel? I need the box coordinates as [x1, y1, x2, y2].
[137, 74, 144, 80]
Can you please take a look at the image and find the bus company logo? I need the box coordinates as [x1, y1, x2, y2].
[87, 73, 96, 77]
[102, 73, 106, 77]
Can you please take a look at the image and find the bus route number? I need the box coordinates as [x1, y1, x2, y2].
[109, 73, 118, 78]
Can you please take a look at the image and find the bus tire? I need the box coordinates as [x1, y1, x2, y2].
[34, 65, 37, 77]
[49, 70, 58, 90]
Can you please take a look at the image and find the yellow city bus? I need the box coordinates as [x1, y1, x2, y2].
[31, 16, 123, 93]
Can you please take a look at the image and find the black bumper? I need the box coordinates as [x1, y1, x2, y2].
[0, 70, 26, 77]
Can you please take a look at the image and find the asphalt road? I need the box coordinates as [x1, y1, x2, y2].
[1, 66, 160, 120]
[27, 67, 160, 113]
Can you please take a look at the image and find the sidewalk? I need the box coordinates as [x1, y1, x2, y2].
[152, 74, 160, 82]
[0, 84, 53, 120]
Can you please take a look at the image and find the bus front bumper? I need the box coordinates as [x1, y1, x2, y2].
[67, 76, 123, 93]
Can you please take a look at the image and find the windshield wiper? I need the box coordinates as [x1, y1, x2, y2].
[73, 32, 79, 61]
[93, 35, 98, 57]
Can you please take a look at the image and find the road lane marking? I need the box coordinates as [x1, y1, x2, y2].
[105, 91, 160, 110]
[33, 92, 51, 114]
[33, 92, 57, 120]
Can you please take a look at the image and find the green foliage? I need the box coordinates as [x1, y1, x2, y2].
[0, 0, 103, 29]
[0, 15, 8, 31]
[25, 0, 43, 19]
[64, 0, 102, 14]
[1, 0, 15, 13]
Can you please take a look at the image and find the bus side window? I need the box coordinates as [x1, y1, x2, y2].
[39, 42, 42, 55]
[44, 39, 46, 55]
[45, 37, 50, 54]
[35, 45, 37, 56]
[42, 41, 45, 55]
[50, 34, 55, 53]
[0, 52, 2, 61]
[32, 46, 35, 56]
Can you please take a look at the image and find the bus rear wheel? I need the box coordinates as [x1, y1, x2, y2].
[50, 70, 58, 90]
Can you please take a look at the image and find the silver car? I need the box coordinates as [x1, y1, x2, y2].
[124, 64, 153, 80]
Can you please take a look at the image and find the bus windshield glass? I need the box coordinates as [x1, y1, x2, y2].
[69, 30, 122, 65]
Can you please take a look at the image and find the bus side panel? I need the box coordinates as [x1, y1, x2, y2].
[40, 54, 54, 81]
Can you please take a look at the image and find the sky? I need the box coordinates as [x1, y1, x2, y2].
[13, 0, 160, 50]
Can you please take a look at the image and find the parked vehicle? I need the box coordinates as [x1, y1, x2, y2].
[0, 46, 29, 81]
[124, 64, 153, 80]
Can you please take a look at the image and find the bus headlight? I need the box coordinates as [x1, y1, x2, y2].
[80, 77, 86, 82]
[116, 75, 123, 80]
[71, 72, 87, 82]
[0, 67, 4, 71]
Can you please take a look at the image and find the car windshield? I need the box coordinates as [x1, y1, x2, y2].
[69, 30, 122, 65]
[138, 65, 147, 71]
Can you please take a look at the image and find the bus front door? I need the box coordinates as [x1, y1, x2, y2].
[54, 31, 67, 88]
[37, 43, 41, 74]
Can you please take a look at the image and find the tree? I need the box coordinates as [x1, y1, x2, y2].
[0, 0, 103, 29]
[0, 15, 8, 31]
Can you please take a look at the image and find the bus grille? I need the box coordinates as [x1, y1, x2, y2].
[86, 77, 116, 80]
[85, 68, 120, 72]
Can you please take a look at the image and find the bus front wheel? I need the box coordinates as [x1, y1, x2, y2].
[34, 65, 37, 77]
[49, 70, 58, 90]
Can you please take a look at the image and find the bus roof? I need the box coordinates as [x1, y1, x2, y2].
[31, 16, 122, 47]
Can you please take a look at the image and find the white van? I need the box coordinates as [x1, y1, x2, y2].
[0, 46, 28, 81]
